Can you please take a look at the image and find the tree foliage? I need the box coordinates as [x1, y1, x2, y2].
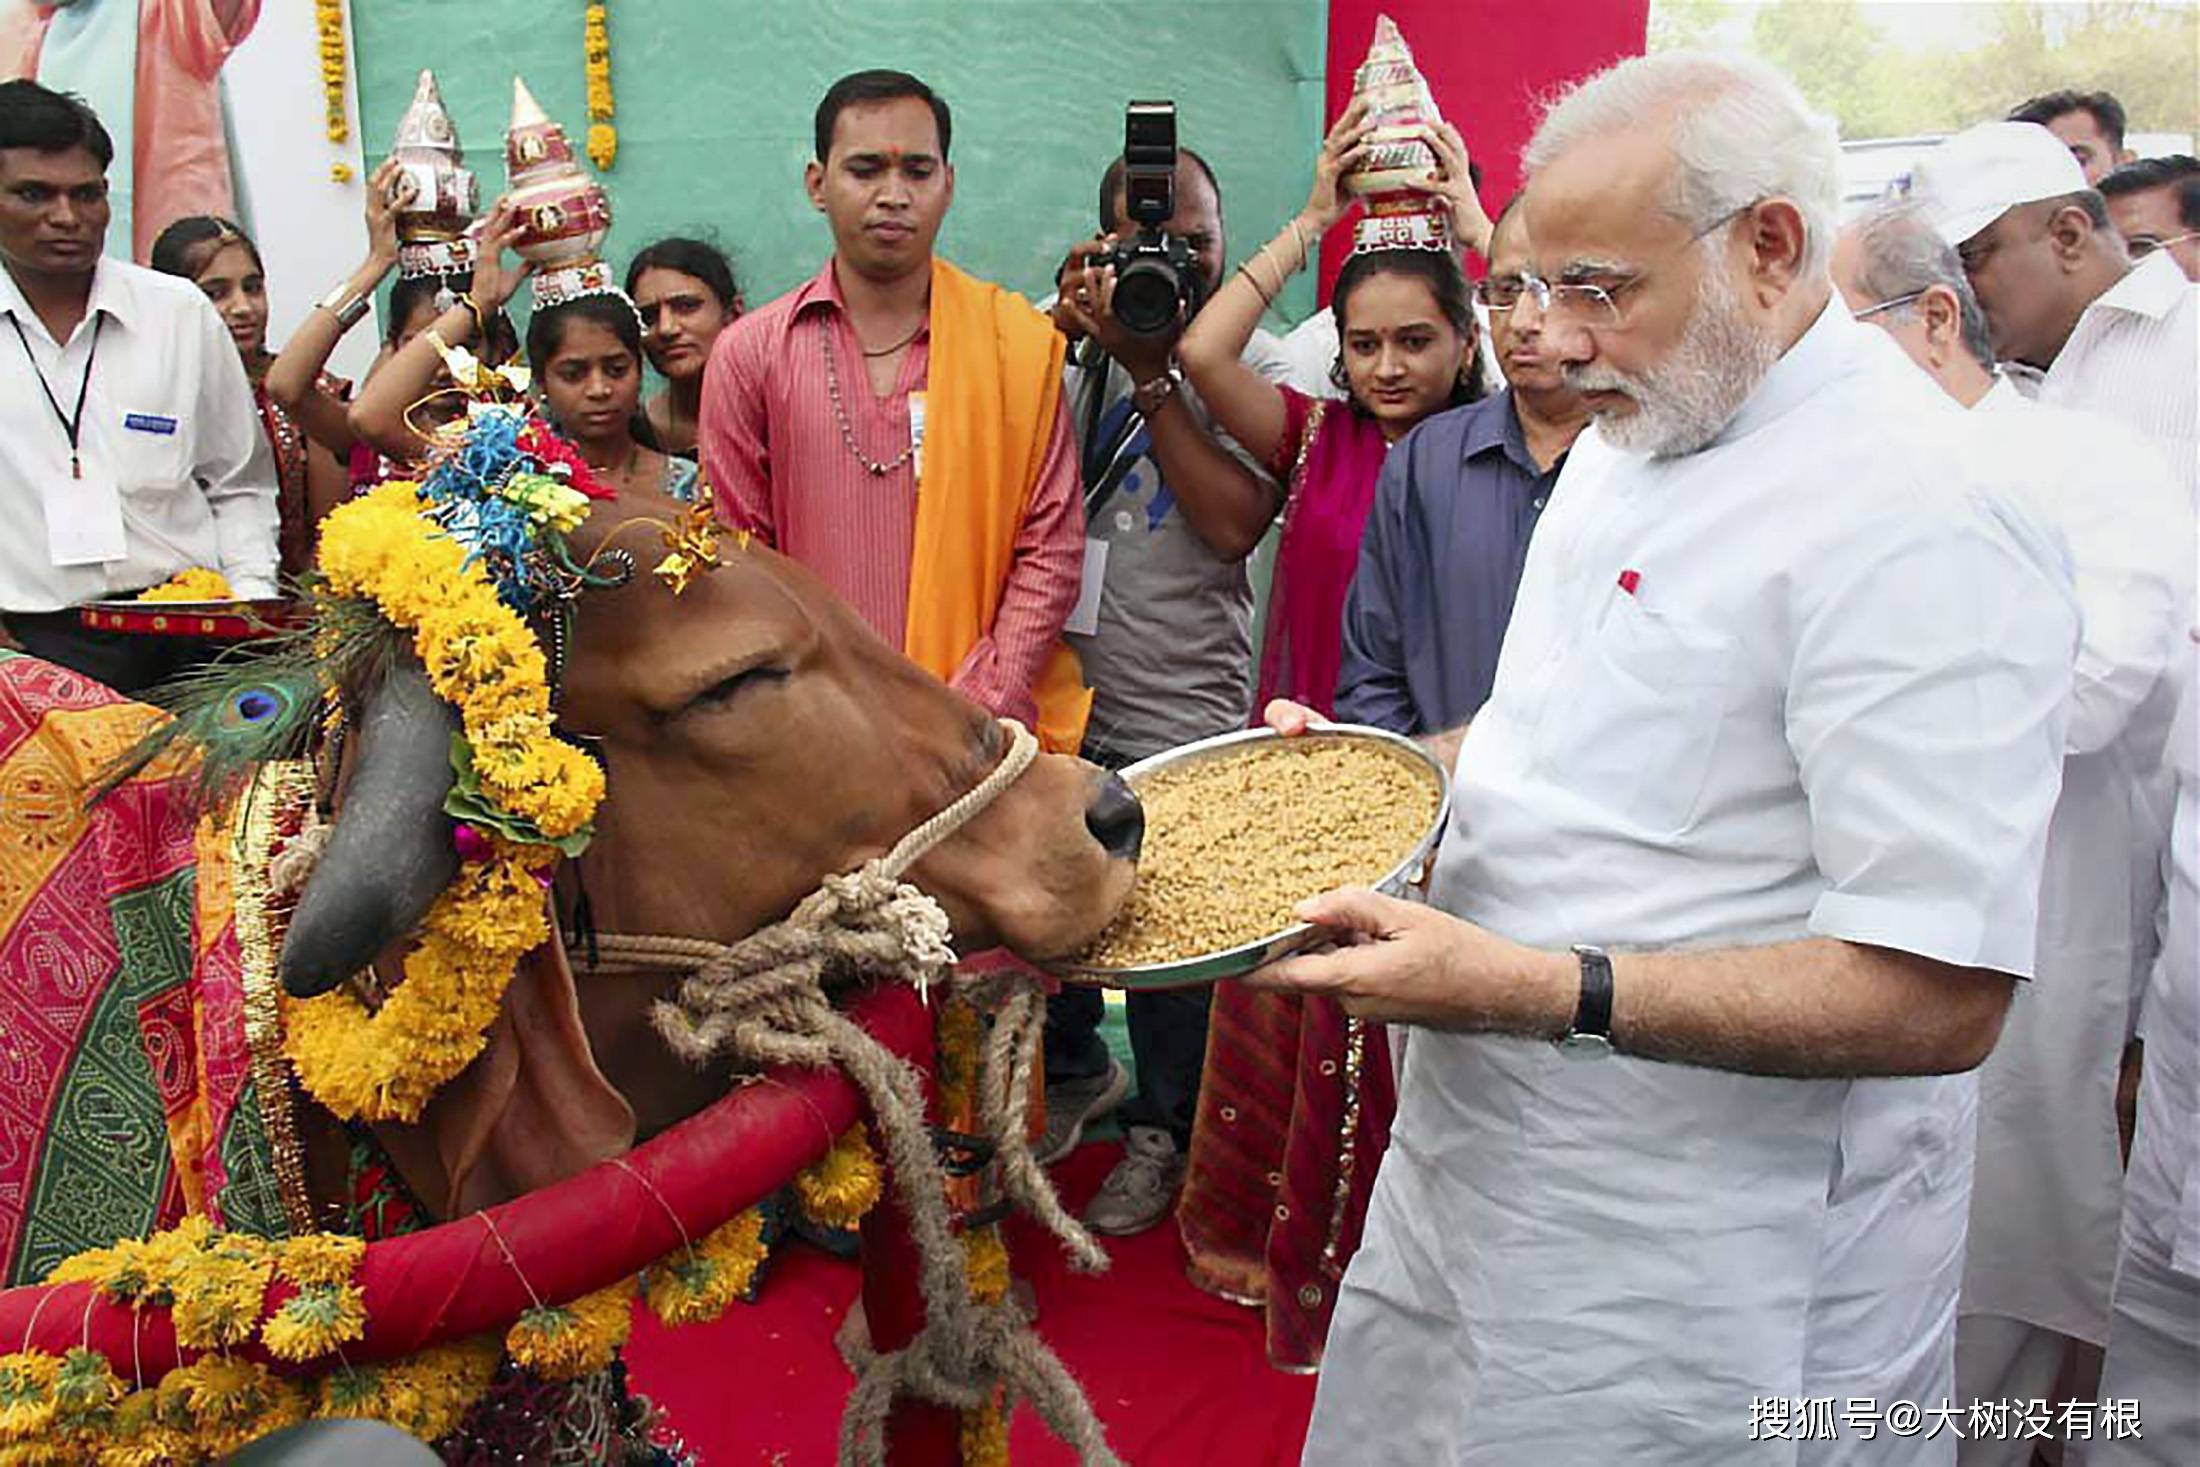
[1650, 0, 2199, 142]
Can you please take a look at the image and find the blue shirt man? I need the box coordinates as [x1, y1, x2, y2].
[1337, 200, 1590, 751]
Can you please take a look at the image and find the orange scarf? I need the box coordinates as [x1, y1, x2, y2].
[904, 258, 1091, 754]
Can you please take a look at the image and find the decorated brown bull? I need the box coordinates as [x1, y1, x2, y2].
[0, 402, 1138, 1465]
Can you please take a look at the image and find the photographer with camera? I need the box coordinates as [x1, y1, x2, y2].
[1036, 106, 1286, 1239]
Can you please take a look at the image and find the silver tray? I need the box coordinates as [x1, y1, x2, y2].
[1051, 723, 1452, 991]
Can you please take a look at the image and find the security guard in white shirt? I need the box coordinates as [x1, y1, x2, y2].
[0, 81, 276, 694]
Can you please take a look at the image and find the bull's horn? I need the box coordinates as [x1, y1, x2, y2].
[279, 654, 462, 997]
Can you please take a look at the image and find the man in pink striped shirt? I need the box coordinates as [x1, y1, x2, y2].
[697, 70, 1084, 733]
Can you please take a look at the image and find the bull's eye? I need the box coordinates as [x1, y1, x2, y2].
[684, 664, 789, 715]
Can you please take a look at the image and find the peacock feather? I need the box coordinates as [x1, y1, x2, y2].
[94, 594, 403, 811]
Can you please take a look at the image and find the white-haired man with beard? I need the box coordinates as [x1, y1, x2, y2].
[1249, 52, 2079, 1464]
[1833, 204, 2192, 1467]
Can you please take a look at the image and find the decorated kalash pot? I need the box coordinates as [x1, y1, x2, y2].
[1342, 13, 1452, 252]
[505, 76, 617, 308]
[391, 69, 482, 283]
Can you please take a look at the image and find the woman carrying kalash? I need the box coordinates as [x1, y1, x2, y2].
[149, 207, 360, 585]
[1162, 96, 1494, 1372]
[1173, 94, 1492, 720]
[349, 200, 697, 503]
[253, 160, 510, 496]
[626, 236, 743, 460]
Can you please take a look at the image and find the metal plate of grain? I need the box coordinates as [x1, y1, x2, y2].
[1051, 724, 1452, 991]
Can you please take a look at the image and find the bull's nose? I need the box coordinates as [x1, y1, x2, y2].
[1085, 769, 1144, 862]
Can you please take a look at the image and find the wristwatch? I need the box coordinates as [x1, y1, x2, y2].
[1556, 944, 1616, 1058]
[1131, 366, 1183, 418]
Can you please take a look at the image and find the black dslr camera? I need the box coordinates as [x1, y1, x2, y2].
[1102, 101, 1203, 336]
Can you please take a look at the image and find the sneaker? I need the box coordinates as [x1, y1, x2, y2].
[1082, 1125, 1185, 1237]
[1036, 1056, 1130, 1165]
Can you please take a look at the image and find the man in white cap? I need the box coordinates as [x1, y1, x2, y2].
[1910, 119, 2197, 505]
[1835, 202, 2194, 1467]
[1254, 52, 2077, 1465]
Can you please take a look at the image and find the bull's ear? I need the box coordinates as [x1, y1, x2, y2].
[279, 655, 461, 997]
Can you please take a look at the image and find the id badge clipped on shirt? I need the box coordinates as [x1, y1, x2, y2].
[41, 470, 127, 567]
[909, 391, 927, 481]
[1065, 538, 1108, 636]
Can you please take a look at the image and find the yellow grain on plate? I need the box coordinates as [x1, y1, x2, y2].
[1080, 740, 1439, 969]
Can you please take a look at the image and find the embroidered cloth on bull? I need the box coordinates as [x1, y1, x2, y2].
[0, 650, 280, 1285]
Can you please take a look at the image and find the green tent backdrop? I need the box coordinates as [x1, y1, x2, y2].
[352, 0, 1329, 326]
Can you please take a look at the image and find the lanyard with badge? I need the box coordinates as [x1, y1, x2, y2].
[10, 310, 127, 566]
[1066, 341, 1148, 637]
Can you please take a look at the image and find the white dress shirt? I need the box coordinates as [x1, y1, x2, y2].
[2128, 623, 2200, 1278]
[1305, 303, 2077, 1466]
[1, 256, 278, 612]
[1960, 381, 2194, 1346]
[2037, 250, 2199, 509]
[2091, 626, 2200, 1467]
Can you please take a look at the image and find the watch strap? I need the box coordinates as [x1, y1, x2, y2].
[1568, 944, 1615, 1041]
[1130, 366, 1181, 417]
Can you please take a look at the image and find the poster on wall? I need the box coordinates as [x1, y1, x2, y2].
[2, 0, 376, 378]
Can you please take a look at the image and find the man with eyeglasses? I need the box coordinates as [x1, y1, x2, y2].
[1254, 52, 2076, 1466]
[1335, 196, 1588, 760]
[1836, 202, 2193, 1467]
[1911, 121, 2197, 507]
[2099, 154, 2200, 283]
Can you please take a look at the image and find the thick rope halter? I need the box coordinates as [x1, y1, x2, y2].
[592, 718, 1121, 1467]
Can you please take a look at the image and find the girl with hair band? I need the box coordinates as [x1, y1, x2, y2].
[149, 209, 355, 585]
[626, 236, 743, 458]
[350, 203, 696, 502]
[1174, 97, 1491, 719]
[1167, 98, 1493, 1373]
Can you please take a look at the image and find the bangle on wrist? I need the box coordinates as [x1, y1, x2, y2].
[1235, 262, 1276, 309]
[316, 283, 372, 332]
[457, 295, 489, 344]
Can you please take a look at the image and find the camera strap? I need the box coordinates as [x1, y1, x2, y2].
[1077, 347, 1150, 521]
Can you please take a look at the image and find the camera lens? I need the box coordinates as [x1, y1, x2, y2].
[1114, 258, 1183, 336]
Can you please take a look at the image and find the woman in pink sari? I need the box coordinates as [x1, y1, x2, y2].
[1172, 100, 1489, 1370]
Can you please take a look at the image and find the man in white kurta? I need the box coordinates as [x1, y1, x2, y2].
[1909, 121, 2198, 508]
[1254, 55, 2077, 1465]
[1832, 204, 2195, 1463]
[2094, 623, 2200, 1466]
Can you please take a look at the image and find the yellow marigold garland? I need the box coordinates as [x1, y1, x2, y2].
[584, 2, 617, 170]
[135, 567, 232, 603]
[962, 1226, 1011, 1307]
[315, 1, 348, 145]
[313, 1336, 502, 1442]
[167, 1236, 273, 1350]
[263, 1284, 368, 1363]
[160, 1356, 308, 1459]
[0, 1354, 58, 1439]
[281, 482, 597, 1124]
[961, 1397, 1010, 1467]
[644, 1208, 768, 1326]
[505, 1280, 633, 1381]
[318, 483, 603, 839]
[794, 1126, 884, 1231]
[276, 1233, 366, 1289]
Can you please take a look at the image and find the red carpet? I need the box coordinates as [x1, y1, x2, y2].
[625, 1142, 1317, 1465]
